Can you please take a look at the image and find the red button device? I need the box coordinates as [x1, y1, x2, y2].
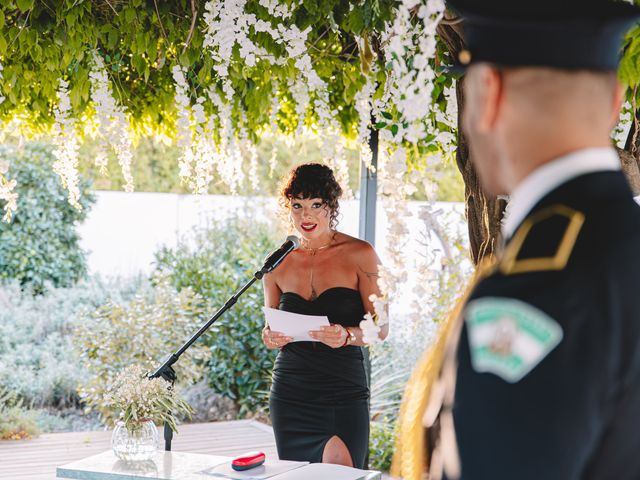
[231, 451, 266, 471]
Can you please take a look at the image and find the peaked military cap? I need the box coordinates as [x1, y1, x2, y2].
[446, 0, 640, 70]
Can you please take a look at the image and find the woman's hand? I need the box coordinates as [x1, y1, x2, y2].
[309, 324, 348, 349]
[262, 326, 293, 349]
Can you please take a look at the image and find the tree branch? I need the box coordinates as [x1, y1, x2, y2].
[8, 10, 32, 51]
[102, 0, 119, 16]
[182, 0, 198, 54]
[153, 0, 168, 41]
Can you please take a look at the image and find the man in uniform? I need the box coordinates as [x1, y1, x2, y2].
[392, 1, 640, 479]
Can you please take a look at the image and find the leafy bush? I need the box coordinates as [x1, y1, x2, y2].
[369, 419, 397, 472]
[0, 277, 141, 408]
[0, 142, 95, 293]
[74, 278, 209, 425]
[0, 387, 40, 440]
[34, 408, 102, 433]
[153, 214, 281, 416]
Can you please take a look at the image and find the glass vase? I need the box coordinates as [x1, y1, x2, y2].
[111, 419, 159, 461]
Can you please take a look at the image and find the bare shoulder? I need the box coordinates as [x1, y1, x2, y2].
[334, 232, 379, 263]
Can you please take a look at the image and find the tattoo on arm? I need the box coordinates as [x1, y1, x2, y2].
[358, 265, 379, 281]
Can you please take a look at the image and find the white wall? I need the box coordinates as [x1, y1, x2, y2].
[78, 191, 468, 278]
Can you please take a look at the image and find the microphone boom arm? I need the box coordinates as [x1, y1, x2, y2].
[148, 236, 298, 451]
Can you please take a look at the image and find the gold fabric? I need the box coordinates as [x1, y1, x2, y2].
[391, 256, 497, 480]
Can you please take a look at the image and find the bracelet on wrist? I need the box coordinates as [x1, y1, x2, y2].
[341, 326, 350, 347]
[342, 327, 356, 347]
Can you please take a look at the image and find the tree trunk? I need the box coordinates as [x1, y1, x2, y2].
[621, 117, 640, 195]
[437, 21, 640, 265]
[437, 22, 506, 265]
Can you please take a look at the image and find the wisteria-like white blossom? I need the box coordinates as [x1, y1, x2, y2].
[0, 62, 5, 106]
[52, 79, 81, 208]
[202, 0, 351, 193]
[381, 0, 445, 144]
[353, 62, 377, 169]
[258, 0, 298, 20]
[358, 0, 459, 343]
[612, 101, 633, 148]
[89, 51, 134, 191]
[172, 66, 218, 194]
[0, 154, 17, 223]
[288, 78, 310, 135]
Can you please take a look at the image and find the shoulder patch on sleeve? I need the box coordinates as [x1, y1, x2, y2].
[464, 297, 563, 383]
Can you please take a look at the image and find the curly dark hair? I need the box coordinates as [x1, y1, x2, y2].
[279, 163, 343, 229]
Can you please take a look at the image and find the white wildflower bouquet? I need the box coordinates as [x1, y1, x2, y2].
[104, 364, 193, 433]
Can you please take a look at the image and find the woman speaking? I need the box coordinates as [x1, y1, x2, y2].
[262, 163, 388, 469]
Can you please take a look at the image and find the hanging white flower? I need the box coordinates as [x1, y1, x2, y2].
[172, 65, 194, 181]
[0, 62, 5, 106]
[0, 156, 17, 223]
[287, 78, 310, 135]
[173, 67, 218, 194]
[89, 51, 135, 192]
[259, 0, 298, 20]
[202, 0, 351, 193]
[612, 101, 632, 148]
[354, 64, 377, 169]
[52, 79, 81, 209]
[382, 0, 445, 145]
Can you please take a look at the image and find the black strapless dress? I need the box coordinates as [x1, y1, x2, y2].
[269, 287, 370, 468]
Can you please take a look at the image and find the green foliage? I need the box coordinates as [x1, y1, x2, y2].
[0, 142, 94, 293]
[620, 25, 640, 89]
[369, 419, 397, 472]
[0, 277, 139, 408]
[153, 214, 281, 416]
[0, 386, 40, 440]
[0, 1, 396, 138]
[74, 278, 209, 425]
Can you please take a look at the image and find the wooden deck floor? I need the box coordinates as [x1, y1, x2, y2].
[0, 420, 278, 480]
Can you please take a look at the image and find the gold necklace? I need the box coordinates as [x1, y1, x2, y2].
[300, 235, 334, 257]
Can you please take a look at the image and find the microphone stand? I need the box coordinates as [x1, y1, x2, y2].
[149, 269, 265, 451]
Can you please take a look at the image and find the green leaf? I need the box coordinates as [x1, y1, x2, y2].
[124, 7, 136, 24]
[381, 111, 392, 120]
[390, 124, 398, 136]
[374, 121, 387, 129]
[132, 54, 145, 74]
[16, 0, 34, 12]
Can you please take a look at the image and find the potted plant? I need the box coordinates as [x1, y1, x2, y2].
[105, 364, 193, 461]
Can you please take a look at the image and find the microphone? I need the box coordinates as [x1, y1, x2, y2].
[260, 235, 300, 274]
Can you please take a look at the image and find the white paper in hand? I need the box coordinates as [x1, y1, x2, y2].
[263, 307, 330, 342]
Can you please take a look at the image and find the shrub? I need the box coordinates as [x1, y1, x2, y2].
[153, 214, 281, 416]
[0, 387, 40, 440]
[0, 142, 95, 293]
[0, 277, 141, 408]
[369, 419, 397, 472]
[74, 278, 209, 425]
